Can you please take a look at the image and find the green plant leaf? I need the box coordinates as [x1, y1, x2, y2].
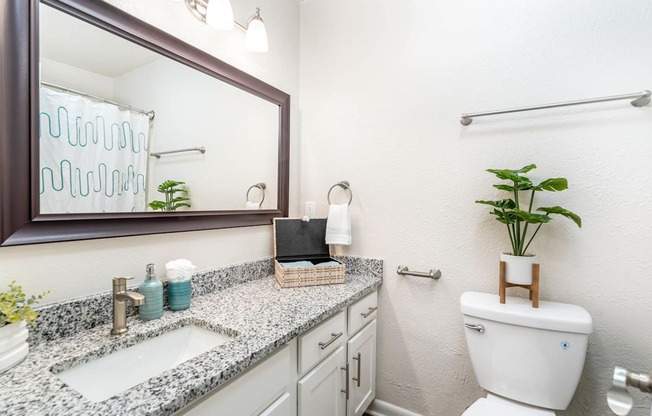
[148, 200, 167, 211]
[157, 180, 186, 192]
[537, 206, 582, 227]
[486, 164, 536, 181]
[491, 209, 517, 224]
[493, 184, 515, 192]
[533, 178, 568, 192]
[512, 209, 551, 224]
[475, 199, 516, 209]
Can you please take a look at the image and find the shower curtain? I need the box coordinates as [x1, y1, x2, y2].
[39, 87, 151, 213]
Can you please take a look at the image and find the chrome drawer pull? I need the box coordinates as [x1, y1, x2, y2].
[340, 364, 350, 400]
[352, 352, 361, 387]
[464, 323, 485, 334]
[319, 332, 343, 350]
[361, 306, 378, 319]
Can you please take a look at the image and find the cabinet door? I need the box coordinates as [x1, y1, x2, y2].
[298, 346, 347, 416]
[347, 320, 376, 416]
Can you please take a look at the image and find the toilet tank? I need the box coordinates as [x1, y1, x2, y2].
[460, 291, 593, 411]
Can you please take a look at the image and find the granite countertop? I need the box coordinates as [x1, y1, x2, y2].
[0, 270, 381, 415]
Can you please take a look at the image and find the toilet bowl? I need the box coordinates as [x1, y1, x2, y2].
[460, 291, 593, 415]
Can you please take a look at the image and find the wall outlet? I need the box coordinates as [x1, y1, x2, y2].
[304, 201, 316, 219]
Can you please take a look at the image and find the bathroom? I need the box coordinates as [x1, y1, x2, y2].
[1, 0, 651, 415]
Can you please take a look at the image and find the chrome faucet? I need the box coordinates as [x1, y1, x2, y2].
[110, 276, 145, 336]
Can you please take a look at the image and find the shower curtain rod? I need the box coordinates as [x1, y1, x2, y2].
[40, 81, 156, 120]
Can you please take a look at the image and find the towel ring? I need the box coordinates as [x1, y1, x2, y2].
[246, 183, 266, 207]
[327, 181, 353, 205]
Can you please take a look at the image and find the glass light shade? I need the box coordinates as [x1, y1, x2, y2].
[245, 18, 268, 53]
[206, 0, 234, 30]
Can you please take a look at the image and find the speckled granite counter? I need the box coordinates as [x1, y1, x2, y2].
[0, 258, 382, 416]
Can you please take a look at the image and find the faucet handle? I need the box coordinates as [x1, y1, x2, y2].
[112, 276, 134, 286]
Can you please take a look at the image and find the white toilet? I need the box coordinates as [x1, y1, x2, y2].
[460, 291, 593, 415]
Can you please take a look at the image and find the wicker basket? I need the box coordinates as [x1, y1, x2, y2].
[273, 218, 345, 288]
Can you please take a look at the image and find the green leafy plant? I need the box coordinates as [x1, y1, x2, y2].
[475, 164, 581, 256]
[0, 281, 49, 328]
[149, 180, 191, 212]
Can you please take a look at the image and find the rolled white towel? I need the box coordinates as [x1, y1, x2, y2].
[166, 259, 195, 281]
[325, 203, 351, 245]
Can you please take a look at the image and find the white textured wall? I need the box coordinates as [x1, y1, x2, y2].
[300, 1, 652, 415]
[0, 0, 299, 303]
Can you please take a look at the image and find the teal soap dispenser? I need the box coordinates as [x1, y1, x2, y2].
[138, 263, 163, 321]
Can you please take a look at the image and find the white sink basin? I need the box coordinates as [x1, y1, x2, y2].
[55, 325, 233, 402]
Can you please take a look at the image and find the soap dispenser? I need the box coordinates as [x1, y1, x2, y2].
[138, 263, 163, 321]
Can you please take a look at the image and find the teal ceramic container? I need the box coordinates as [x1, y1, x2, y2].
[139, 263, 164, 320]
[168, 280, 191, 311]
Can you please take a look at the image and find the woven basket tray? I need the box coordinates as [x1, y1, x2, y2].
[274, 259, 345, 288]
[273, 218, 346, 288]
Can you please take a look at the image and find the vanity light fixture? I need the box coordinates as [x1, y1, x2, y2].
[185, 0, 269, 53]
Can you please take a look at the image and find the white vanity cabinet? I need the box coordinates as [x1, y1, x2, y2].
[176, 290, 378, 416]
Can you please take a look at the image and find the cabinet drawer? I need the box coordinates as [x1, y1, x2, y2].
[298, 310, 346, 374]
[259, 392, 291, 416]
[348, 291, 378, 336]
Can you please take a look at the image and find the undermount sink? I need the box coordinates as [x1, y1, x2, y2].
[55, 325, 234, 402]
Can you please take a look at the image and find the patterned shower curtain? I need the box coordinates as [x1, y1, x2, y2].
[39, 87, 151, 213]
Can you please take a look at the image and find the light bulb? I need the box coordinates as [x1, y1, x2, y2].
[206, 0, 234, 30]
[245, 18, 268, 53]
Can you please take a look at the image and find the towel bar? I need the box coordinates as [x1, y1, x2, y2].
[397, 265, 442, 280]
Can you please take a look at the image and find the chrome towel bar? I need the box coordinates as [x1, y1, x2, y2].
[150, 146, 206, 159]
[397, 265, 442, 280]
[461, 90, 651, 126]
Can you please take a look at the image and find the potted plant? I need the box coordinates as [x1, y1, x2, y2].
[0, 281, 49, 373]
[148, 180, 191, 212]
[476, 164, 581, 284]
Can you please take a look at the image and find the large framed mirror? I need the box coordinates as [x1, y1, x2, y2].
[0, 0, 290, 246]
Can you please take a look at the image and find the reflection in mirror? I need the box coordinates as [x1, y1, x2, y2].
[39, 4, 279, 213]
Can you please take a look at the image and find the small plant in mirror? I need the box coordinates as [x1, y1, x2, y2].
[149, 180, 191, 212]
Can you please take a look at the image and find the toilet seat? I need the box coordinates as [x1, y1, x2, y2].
[462, 395, 556, 416]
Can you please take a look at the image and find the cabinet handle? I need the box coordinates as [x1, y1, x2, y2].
[319, 332, 343, 350]
[361, 306, 377, 319]
[352, 352, 361, 387]
[340, 364, 350, 400]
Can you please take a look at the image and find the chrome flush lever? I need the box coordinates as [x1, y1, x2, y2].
[464, 323, 485, 334]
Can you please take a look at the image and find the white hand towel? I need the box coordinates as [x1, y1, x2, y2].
[325, 203, 351, 245]
[245, 201, 260, 210]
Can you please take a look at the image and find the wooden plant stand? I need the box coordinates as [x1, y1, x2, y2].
[499, 261, 540, 308]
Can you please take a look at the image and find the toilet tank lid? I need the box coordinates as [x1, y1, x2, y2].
[460, 291, 593, 334]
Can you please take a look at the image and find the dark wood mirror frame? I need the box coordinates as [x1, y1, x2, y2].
[0, 0, 290, 246]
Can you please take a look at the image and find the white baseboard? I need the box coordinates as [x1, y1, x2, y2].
[366, 399, 423, 416]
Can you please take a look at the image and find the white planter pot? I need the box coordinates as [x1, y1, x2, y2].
[0, 321, 29, 373]
[500, 253, 537, 285]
